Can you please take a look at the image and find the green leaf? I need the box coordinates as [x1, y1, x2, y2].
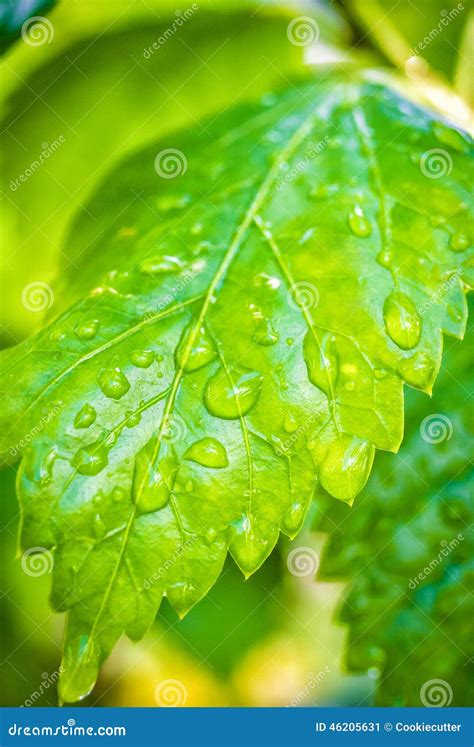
[0, 71, 472, 702]
[316, 304, 473, 705]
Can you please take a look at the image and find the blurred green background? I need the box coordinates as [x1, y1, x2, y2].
[0, 0, 472, 707]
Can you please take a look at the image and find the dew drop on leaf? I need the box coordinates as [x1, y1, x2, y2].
[204, 365, 263, 419]
[348, 206, 372, 237]
[383, 292, 421, 350]
[229, 514, 270, 576]
[72, 439, 109, 476]
[130, 349, 154, 368]
[432, 122, 470, 153]
[175, 323, 217, 372]
[397, 351, 434, 389]
[138, 255, 184, 275]
[184, 437, 228, 469]
[303, 331, 338, 397]
[111, 486, 126, 503]
[75, 319, 100, 340]
[449, 232, 469, 252]
[98, 368, 130, 400]
[132, 439, 177, 513]
[281, 501, 306, 537]
[74, 404, 97, 429]
[319, 435, 374, 503]
[283, 412, 299, 433]
[252, 318, 279, 346]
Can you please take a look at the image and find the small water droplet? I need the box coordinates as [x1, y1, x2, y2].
[74, 403, 97, 429]
[98, 368, 130, 400]
[283, 412, 299, 433]
[155, 353, 164, 363]
[50, 328, 67, 342]
[253, 272, 281, 290]
[93, 514, 106, 540]
[190, 222, 203, 236]
[125, 410, 141, 428]
[383, 292, 421, 350]
[303, 331, 338, 397]
[348, 206, 372, 238]
[205, 527, 218, 544]
[75, 319, 100, 340]
[175, 322, 217, 372]
[111, 486, 126, 503]
[184, 437, 228, 469]
[397, 351, 434, 389]
[204, 365, 263, 419]
[376, 249, 393, 268]
[286, 337, 294, 346]
[130, 349, 154, 368]
[253, 318, 279, 346]
[156, 193, 191, 212]
[139, 255, 184, 275]
[374, 368, 388, 380]
[184, 479, 194, 493]
[449, 232, 469, 252]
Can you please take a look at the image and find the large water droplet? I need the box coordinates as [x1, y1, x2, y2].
[98, 368, 130, 400]
[175, 323, 217, 372]
[139, 255, 184, 275]
[449, 232, 469, 252]
[59, 635, 100, 703]
[131, 349, 154, 368]
[348, 206, 372, 238]
[74, 403, 97, 429]
[184, 437, 228, 469]
[283, 412, 299, 433]
[433, 122, 470, 153]
[303, 331, 338, 397]
[281, 501, 306, 538]
[93, 514, 106, 540]
[132, 439, 177, 513]
[320, 435, 374, 503]
[24, 442, 58, 486]
[72, 439, 109, 476]
[397, 351, 434, 390]
[75, 319, 100, 340]
[229, 514, 270, 576]
[383, 292, 421, 350]
[204, 365, 263, 419]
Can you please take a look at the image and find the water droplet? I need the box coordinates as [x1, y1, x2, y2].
[310, 183, 330, 199]
[204, 365, 263, 419]
[50, 328, 66, 342]
[376, 249, 393, 268]
[156, 193, 191, 212]
[449, 232, 469, 252]
[190, 222, 203, 236]
[132, 439, 177, 513]
[130, 349, 154, 368]
[72, 439, 109, 476]
[281, 502, 306, 537]
[286, 337, 294, 346]
[253, 272, 281, 290]
[397, 351, 434, 390]
[98, 368, 130, 400]
[383, 292, 421, 350]
[155, 353, 164, 363]
[93, 514, 106, 540]
[111, 486, 126, 503]
[374, 368, 388, 380]
[283, 412, 299, 433]
[184, 479, 194, 493]
[348, 206, 372, 238]
[58, 635, 100, 703]
[205, 527, 218, 544]
[139, 255, 184, 275]
[75, 319, 100, 340]
[184, 437, 228, 469]
[320, 435, 374, 503]
[24, 443, 58, 486]
[303, 331, 338, 397]
[74, 403, 97, 429]
[125, 410, 141, 428]
[253, 318, 279, 346]
[229, 514, 270, 576]
[175, 323, 217, 372]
